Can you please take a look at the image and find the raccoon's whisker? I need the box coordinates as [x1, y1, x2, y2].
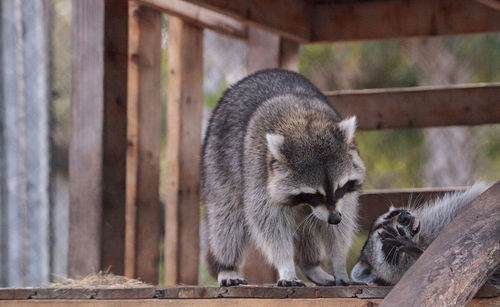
[294, 213, 313, 236]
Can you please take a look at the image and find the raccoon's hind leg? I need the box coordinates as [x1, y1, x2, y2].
[206, 198, 248, 286]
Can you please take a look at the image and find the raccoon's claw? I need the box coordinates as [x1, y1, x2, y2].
[277, 279, 306, 287]
[220, 278, 248, 287]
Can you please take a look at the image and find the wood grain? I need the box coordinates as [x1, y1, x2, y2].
[125, 2, 162, 284]
[183, 0, 311, 42]
[165, 16, 203, 285]
[69, 0, 128, 278]
[327, 83, 500, 130]
[381, 181, 500, 307]
[312, 0, 500, 42]
[0, 285, 497, 300]
[137, 0, 247, 40]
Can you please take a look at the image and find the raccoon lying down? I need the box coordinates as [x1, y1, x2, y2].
[351, 182, 493, 286]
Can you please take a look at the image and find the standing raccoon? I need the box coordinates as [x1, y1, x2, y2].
[351, 182, 493, 285]
[201, 69, 366, 287]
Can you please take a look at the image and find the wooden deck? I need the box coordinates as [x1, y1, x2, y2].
[0, 285, 498, 306]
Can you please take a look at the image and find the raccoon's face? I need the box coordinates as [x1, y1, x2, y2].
[265, 116, 365, 225]
[351, 207, 421, 285]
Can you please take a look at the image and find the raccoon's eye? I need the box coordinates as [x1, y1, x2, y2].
[335, 180, 359, 199]
[293, 192, 324, 206]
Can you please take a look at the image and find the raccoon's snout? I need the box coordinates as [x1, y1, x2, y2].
[328, 212, 342, 225]
[397, 211, 411, 226]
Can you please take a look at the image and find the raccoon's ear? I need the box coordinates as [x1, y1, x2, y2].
[266, 134, 285, 160]
[351, 260, 376, 284]
[338, 116, 357, 144]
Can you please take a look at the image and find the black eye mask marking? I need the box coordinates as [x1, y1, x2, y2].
[291, 192, 325, 207]
[334, 180, 361, 200]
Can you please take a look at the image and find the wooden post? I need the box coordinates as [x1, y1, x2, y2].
[165, 16, 203, 285]
[380, 181, 500, 307]
[243, 27, 300, 284]
[125, 1, 162, 284]
[69, 0, 128, 278]
[0, 0, 51, 287]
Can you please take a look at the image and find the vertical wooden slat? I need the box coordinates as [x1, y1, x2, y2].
[21, 0, 51, 286]
[165, 16, 203, 285]
[279, 39, 300, 72]
[243, 27, 301, 285]
[125, 2, 162, 284]
[0, 0, 24, 286]
[244, 26, 300, 285]
[69, 0, 128, 278]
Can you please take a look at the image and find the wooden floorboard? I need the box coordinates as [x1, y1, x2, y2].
[0, 285, 497, 300]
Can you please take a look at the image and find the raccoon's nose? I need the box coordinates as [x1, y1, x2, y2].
[328, 213, 342, 225]
[398, 211, 411, 226]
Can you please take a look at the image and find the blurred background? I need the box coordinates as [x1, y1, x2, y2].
[1, 0, 499, 287]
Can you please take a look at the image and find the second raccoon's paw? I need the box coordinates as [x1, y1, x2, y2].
[277, 279, 306, 287]
[335, 278, 364, 286]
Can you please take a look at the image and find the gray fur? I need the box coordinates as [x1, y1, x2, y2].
[351, 182, 490, 285]
[201, 69, 366, 286]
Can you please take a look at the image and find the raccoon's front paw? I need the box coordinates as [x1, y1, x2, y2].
[219, 278, 248, 287]
[277, 279, 306, 287]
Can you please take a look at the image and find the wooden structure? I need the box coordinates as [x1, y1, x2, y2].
[61, 0, 500, 306]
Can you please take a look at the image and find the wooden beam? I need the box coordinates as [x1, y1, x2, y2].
[69, 0, 128, 278]
[183, 0, 311, 42]
[327, 83, 500, 130]
[136, 0, 247, 40]
[358, 187, 467, 232]
[125, 2, 162, 284]
[165, 16, 203, 285]
[381, 182, 500, 307]
[475, 0, 500, 11]
[312, 0, 500, 42]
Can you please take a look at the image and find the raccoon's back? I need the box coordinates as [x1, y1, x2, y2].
[201, 69, 334, 194]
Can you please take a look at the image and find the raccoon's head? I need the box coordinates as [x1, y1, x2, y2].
[351, 207, 421, 285]
[265, 115, 366, 225]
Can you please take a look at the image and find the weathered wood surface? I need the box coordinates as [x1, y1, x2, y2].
[125, 2, 162, 284]
[137, 0, 247, 40]
[381, 182, 500, 307]
[69, 0, 128, 278]
[327, 83, 500, 130]
[358, 187, 467, 231]
[184, 0, 311, 42]
[165, 16, 203, 285]
[312, 0, 500, 42]
[0, 0, 51, 287]
[0, 285, 498, 299]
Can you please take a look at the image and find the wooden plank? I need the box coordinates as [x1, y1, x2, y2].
[3, 298, 500, 307]
[69, 0, 128, 278]
[326, 83, 500, 130]
[0, 285, 497, 300]
[381, 182, 500, 307]
[165, 16, 203, 285]
[136, 0, 247, 40]
[183, 0, 311, 42]
[125, 2, 162, 284]
[312, 0, 500, 42]
[358, 187, 467, 231]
